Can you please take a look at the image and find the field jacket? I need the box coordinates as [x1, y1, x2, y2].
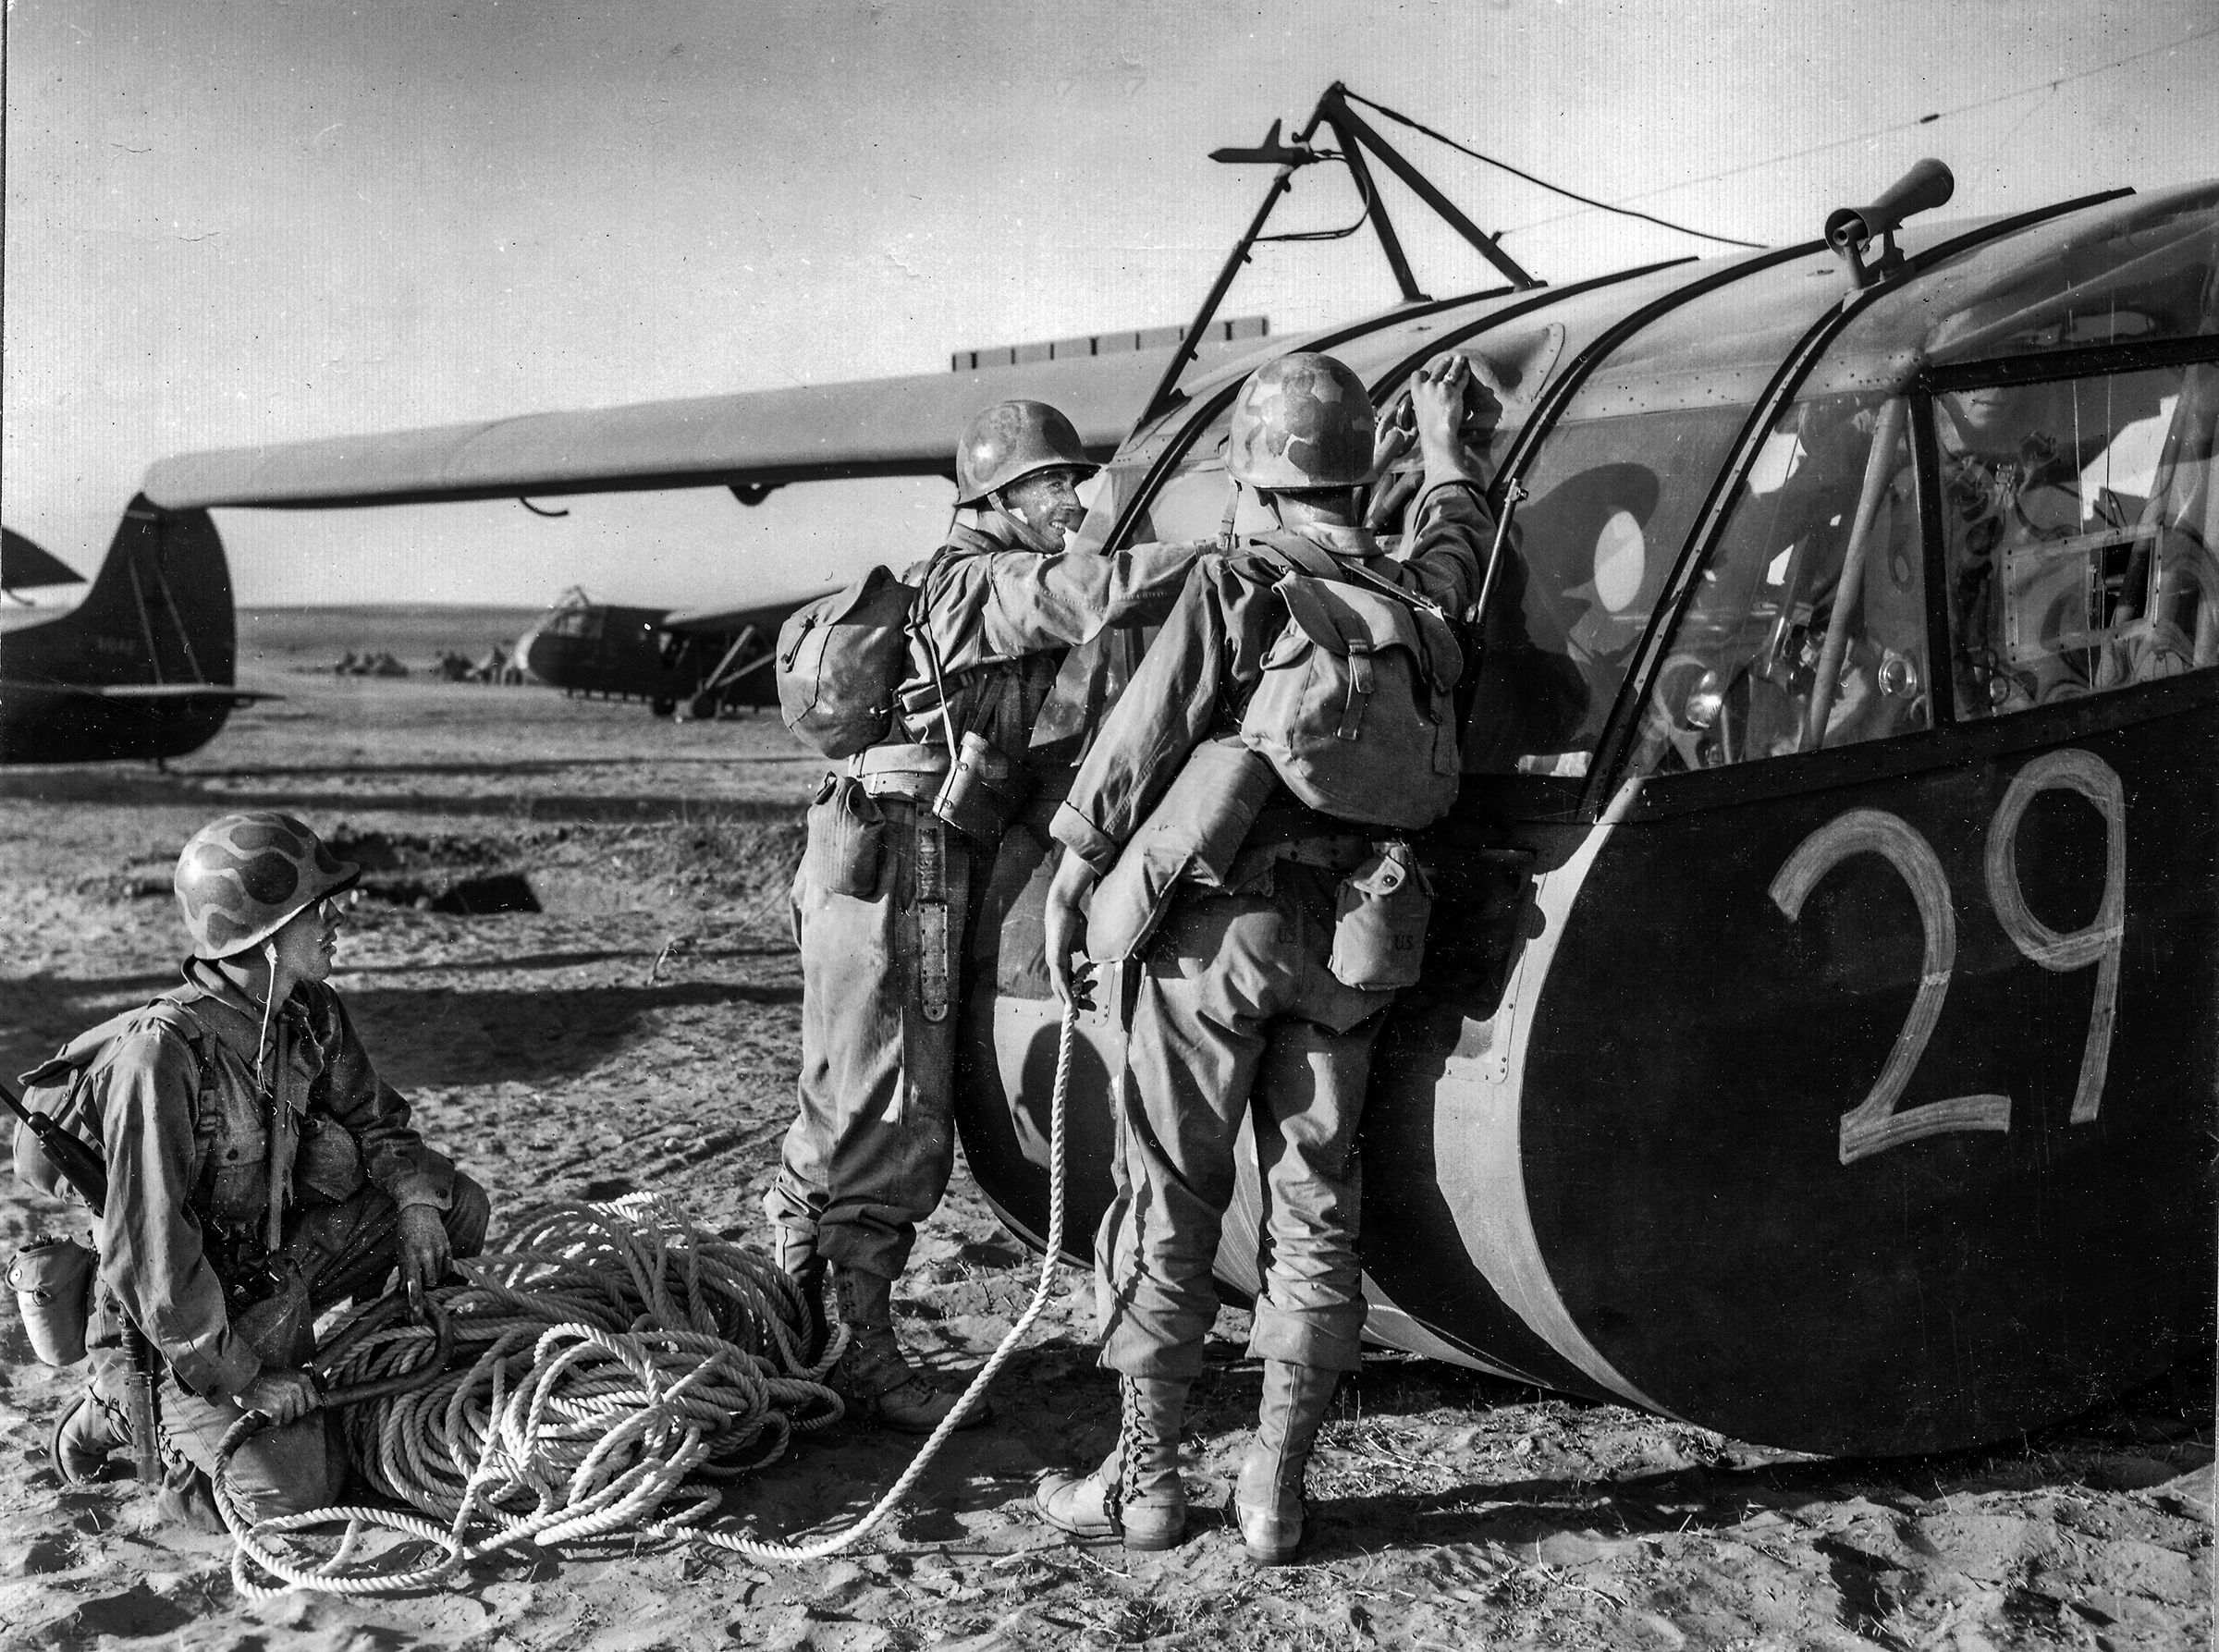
[67, 961, 455, 1399]
[892, 519, 1208, 762]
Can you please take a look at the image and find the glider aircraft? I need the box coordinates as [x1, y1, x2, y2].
[513, 584, 811, 719]
[112, 83, 2219, 1455]
[0, 512, 273, 764]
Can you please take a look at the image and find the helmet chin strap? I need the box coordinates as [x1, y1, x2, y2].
[989, 490, 1060, 556]
[254, 936, 281, 1094]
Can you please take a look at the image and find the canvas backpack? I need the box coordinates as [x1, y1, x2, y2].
[1237, 532, 1465, 830]
[774, 565, 923, 760]
[775, 532, 999, 761]
[12, 999, 219, 1208]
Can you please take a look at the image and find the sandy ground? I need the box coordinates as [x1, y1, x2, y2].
[1, 646, 2212, 1651]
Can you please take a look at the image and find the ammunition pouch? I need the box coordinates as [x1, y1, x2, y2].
[934, 730, 1035, 843]
[7, 1234, 96, 1366]
[1328, 840, 1434, 991]
[1087, 738, 1280, 964]
[806, 772, 889, 898]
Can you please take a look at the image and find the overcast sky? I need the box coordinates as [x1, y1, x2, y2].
[5, 0, 2215, 607]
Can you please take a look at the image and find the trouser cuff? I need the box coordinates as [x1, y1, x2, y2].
[1097, 1343, 1208, 1383]
[815, 1225, 913, 1281]
[1246, 1313, 1364, 1374]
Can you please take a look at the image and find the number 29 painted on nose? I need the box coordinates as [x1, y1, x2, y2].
[1772, 749, 2127, 1165]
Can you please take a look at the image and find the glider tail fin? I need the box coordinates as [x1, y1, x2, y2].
[74, 496, 237, 687]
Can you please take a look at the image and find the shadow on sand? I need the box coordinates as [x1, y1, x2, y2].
[1, 973, 799, 1091]
[0, 765, 814, 825]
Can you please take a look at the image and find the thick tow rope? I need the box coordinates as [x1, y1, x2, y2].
[212, 1003, 1078, 1591]
[212, 1200, 845, 1597]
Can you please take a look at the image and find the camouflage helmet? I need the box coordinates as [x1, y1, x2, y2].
[954, 399, 1097, 508]
[1227, 352, 1376, 490]
[174, 812, 359, 960]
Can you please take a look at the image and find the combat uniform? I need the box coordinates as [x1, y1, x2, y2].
[39, 961, 489, 1519]
[767, 519, 1205, 1405]
[1051, 483, 1490, 1388]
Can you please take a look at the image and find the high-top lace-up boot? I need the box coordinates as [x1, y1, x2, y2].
[1233, 1361, 1339, 1565]
[827, 1265, 989, 1434]
[1034, 1376, 1188, 1551]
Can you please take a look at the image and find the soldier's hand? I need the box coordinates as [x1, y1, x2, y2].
[1413, 355, 1493, 490]
[397, 1202, 451, 1298]
[1411, 355, 1473, 452]
[238, 1368, 320, 1427]
[1371, 391, 1417, 477]
[1045, 852, 1099, 1010]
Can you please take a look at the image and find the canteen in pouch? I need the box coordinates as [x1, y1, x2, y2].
[1086, 737, 1281, 963]
[7, 1234, 96, 1366]
[803, 773, 887, 898]
[1328, 840, 1434, 991]
[934, 730, 1036, 842]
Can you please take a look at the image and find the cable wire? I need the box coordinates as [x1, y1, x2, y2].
[1342, 89, 1762, 249]
[1487, 21, 2219, 241]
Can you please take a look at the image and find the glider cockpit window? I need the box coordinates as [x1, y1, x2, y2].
[1938, 361, 2219, 716]
[1914, 184, 2219, 370]
[1627, 391, 1930, 777]
[1457, 398, 1753, 777]
[543, 607, 601, 641]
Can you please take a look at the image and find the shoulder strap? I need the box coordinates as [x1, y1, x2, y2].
[140, 998, 225, 1187]
[1252, 531, 1343, 581]
[908, 541, 969, 751]
[1251, 532, 1449, 621]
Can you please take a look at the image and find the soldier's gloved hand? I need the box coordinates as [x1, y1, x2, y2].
[1045, 852, 1099, 1010]
[397, 1202, 451, 1299]
[237, 1367, 321, 1427]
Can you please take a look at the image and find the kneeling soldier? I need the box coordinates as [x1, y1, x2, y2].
[19, 812, 489, 1527]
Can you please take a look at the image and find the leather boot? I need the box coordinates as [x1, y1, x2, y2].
[827, 1266, 989, 1435]
[1034, 1377, 1187, 1551]
[771, 1224, 829, 1366]
[50, 1389, 125, 1486]
[1234, 1361, 1339, 1566]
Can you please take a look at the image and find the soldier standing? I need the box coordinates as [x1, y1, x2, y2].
[20, 812, 490, 1527]
[767, 400, 1208, 1432]
[1034, 353, 1493, 1560]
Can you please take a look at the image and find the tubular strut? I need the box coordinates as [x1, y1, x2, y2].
[1139, 80, 1539, 430]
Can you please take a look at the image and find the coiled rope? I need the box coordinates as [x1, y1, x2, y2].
[214, 1002, 1077, 1592]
